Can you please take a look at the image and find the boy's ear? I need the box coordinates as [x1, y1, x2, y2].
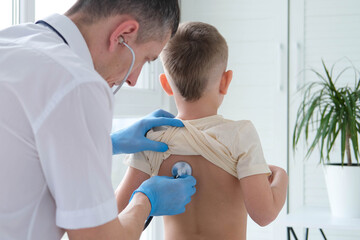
[219, 70, 233, 95]
[159, 73, 173, 96]
[109, 20, 139, 52]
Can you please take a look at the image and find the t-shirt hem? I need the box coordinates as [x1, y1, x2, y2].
[237, 164, 272, 179]
[56, 197, 118, 229]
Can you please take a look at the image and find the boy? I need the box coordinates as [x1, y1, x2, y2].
[115, 22, 288, 240]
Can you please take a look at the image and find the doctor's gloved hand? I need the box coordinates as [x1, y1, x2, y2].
[130, 175, 196, 216]
[111, 109, 184, 154]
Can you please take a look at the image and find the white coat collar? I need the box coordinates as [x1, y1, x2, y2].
[41, 14, 94, 69]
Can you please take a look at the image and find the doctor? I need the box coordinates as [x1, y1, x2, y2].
[0, 0, 196, 240]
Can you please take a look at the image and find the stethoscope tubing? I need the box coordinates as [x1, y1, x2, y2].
[113, 41, 135, 95]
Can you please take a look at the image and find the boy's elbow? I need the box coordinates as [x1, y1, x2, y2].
[250, 209, 279, 227]
[255, 214, 277, 227]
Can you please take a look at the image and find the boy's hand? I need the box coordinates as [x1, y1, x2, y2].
[111, 109, 184, 154]
[267, 165, 287, 185]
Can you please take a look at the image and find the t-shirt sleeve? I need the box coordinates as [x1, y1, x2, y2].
[124, 152, 152, 176]
[34, 82, 118, 229]
[124, 127, 169, 176]
[233, 121, 271, 179]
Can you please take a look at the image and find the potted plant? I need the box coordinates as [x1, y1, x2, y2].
[293, 59, 360, 218]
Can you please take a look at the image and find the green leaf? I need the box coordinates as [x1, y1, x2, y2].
[304, 96, 321, 141]
[340, 120, 346, 165]
[319, 107, 332, 162]
[335, 67, 352, 83]
[327, 122, 340, 161]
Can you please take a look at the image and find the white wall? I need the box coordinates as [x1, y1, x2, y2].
[289, 0, 360, 239]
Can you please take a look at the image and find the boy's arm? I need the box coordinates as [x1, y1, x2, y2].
[240, 165, 288, 226]
[115, 167, 151, 213]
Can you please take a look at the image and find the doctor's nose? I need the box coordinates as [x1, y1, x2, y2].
[126, 66, 142, 87]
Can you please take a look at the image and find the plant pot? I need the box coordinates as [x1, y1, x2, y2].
[323, 164, 360, 218]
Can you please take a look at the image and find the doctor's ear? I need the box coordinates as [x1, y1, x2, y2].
[159, 74, 173, 96]
[109, 20, 139, 51]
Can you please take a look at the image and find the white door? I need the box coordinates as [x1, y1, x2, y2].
[181, 1, 289, 239]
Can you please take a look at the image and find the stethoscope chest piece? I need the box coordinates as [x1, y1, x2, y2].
[171, 161, 192, 178]
[143, 161, 192, 231]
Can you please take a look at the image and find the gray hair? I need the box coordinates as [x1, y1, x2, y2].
[66, 0, 180, 43]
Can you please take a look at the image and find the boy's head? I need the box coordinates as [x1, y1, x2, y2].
[160, 22, 231, 102]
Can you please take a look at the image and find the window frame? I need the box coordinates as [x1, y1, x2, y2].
[18, 0, 35, 24]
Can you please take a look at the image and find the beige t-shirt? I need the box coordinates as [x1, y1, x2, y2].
[125, 115, 271, 179]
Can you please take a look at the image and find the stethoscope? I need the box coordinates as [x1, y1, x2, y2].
[36, 20, 135, 96]
[144, 162, 193, 230]
[35, 20, 193, 231]
[112, 36, 135, 95]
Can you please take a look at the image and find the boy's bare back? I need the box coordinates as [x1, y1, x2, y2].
[159, 155, 247, 240]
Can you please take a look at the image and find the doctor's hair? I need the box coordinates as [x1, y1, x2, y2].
[161, 22, 228, 102]
[66, 0, 180, 43]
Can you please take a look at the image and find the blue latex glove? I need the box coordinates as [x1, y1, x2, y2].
[111, 109, 184, 154]
[130, 175, 196, 216]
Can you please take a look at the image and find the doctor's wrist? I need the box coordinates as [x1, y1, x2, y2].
[129, 192, 151, 219]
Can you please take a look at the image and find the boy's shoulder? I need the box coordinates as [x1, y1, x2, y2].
[149, 115, 257, 136]
[212, 118, 255, 132]
[147, 115, 260, 147]
[206, 118, 259, 145]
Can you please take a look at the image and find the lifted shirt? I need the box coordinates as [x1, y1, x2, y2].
[125, 115, 271, 179]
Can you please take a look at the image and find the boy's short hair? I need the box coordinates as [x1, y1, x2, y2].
[66, 0, 180, 43]
[161, 22, 228, 101]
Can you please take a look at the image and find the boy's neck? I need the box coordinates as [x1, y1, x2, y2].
[175, 95, 219, 120]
